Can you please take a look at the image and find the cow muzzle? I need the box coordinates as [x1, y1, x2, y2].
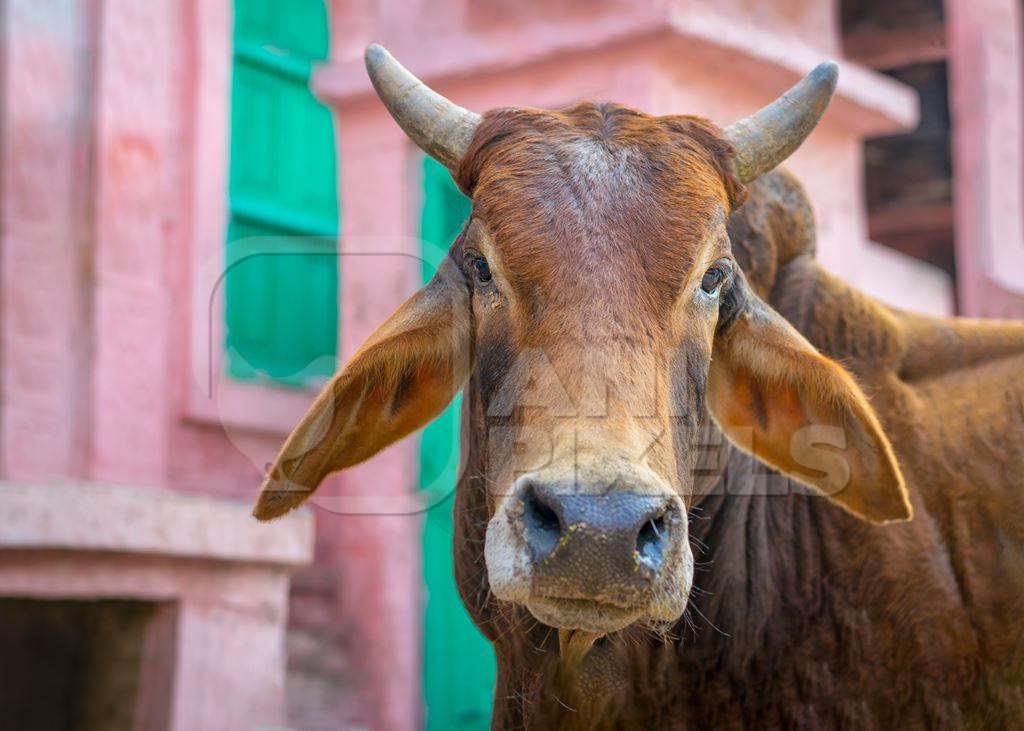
[485, 472, 693, 634]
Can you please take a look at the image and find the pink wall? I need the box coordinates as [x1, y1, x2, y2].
[1, 0, 419, 728]
[1, 0, 94, 480]
[947, 0, 1024, 318]
[0, 1, 316, 728]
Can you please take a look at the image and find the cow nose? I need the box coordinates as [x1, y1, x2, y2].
[518, 482, 680, 601]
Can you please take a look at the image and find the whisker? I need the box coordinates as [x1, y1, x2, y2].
[689, 600, 730, 638]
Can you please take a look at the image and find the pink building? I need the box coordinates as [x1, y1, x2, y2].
[1, 1, 1020, 729]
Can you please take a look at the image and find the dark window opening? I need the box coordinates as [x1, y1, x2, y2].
[841, 0, 956, 281]
[0, 598, 168, 731]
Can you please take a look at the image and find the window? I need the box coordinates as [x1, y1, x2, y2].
[224, 0, 338, 387]
[419, 157, 496, 730]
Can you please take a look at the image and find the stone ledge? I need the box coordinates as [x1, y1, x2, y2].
[314, 15, 916, 137]
[0, 482, 313, 567]
[662, 12, 917, 136]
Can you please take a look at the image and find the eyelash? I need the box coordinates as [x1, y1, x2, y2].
[464, 251, 493, 285]
[474, 257, 492, 283]
[700, 262, 732, 296]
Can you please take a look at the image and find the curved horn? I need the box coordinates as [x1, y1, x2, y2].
[364, 44, 481, 170]
[724, 61, 839, 183]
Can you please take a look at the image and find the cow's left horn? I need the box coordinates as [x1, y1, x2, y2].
[365, 44, 481, 170]
[724, 61, 839, 182]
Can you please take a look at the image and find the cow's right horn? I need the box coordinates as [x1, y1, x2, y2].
[365, 44, 481, 171]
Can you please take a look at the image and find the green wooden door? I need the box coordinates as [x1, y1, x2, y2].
[225, 0, 338, 385]
[419, 158, 497, 730]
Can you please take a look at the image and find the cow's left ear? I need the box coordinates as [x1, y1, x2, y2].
[707, 275, 911, 524]
[253, 256, 473, 521]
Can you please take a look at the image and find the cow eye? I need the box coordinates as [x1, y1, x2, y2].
[700, 264, 729, 294]
[462, 250, 493, 286]
[473, 257, 492, 283]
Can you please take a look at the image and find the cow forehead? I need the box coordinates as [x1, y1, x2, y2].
[458, 103, 734, 322]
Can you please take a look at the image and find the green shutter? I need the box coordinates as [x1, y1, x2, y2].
[225, 0, 338, 386]
[419, 157, 497, 730]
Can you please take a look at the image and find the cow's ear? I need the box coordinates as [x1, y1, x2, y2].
[253, 257, 473, 520]
[707, 276, 911, 524]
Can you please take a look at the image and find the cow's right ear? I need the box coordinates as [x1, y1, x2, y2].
[253, 256, 473, 520]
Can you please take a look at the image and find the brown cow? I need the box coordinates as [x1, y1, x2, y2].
[254, 46, 1024, 728]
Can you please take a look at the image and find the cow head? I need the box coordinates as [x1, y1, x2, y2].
[253, 46, 911, 635]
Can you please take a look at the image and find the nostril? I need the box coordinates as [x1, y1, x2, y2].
[527, 495, 560, 533]
[636, 511, 669, 569]
[521, 485, 563, 559]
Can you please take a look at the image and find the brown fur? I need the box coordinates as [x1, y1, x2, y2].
[254, 103, 1024, 728]
[454, 166, 1024, 728]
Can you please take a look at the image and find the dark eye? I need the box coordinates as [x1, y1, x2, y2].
[700, 265, 728, 294]
[474, 257, 492, 283]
